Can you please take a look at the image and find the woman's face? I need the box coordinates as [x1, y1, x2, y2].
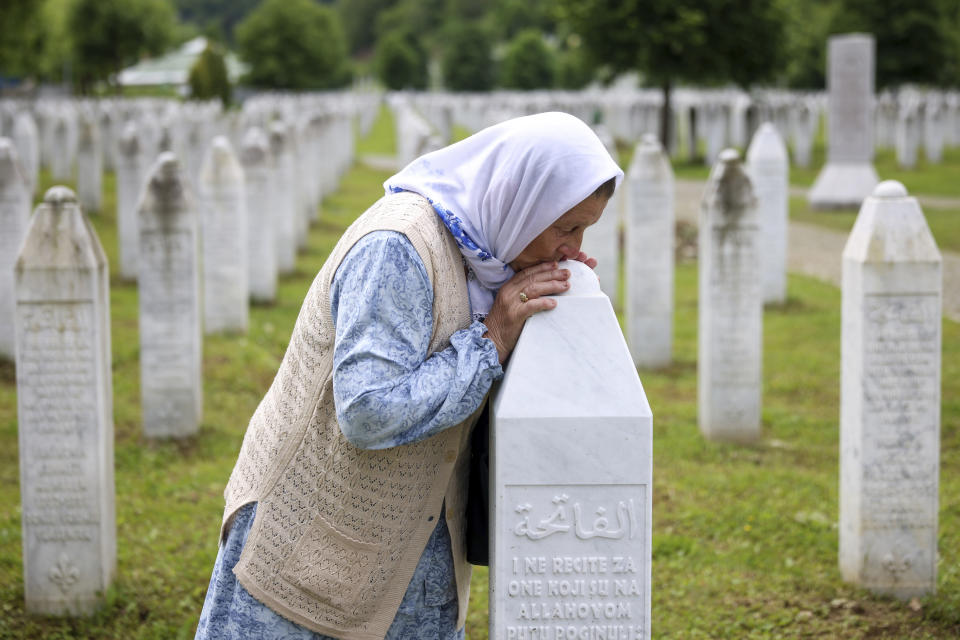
[508, 193, 609, 271]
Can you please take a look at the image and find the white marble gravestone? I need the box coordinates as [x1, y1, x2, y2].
[0, 139, 31, 360]
[268, 122, 297, 275]
[12, 111, 39, 196]
[138, 153, 203, 437]
[625, 134, 674, 369]
[199, 136, 248, 333]
[76, 115, 103, 214]
[746, 123, 789, 305]
[840, 180, 941, 599]
[240, 127, 277, 303]
[491, 260, 653, 640]
[14, 186, 115, 615]
[581, 127, 622, 305]
[809, 34, 879, 209]
[698, 149, 762, 443]
[117, 122, 146, 280]
[50, 111, 72, 181]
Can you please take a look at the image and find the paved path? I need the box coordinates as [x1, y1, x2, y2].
[677, 179, 960, 322]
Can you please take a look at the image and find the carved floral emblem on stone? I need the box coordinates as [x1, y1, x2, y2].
[49, 553, 79, 594]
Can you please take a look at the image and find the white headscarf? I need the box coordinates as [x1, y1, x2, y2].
[384, 111, 623, 319]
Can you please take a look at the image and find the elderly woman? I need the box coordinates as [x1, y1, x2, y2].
[195, 112, 622, 640]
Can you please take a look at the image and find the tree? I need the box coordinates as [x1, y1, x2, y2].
[188, 45, 231, 104]
[375, 32, 428, 90]
[338, 0, 399, 55]
[500, 29, 557, 90]
[68, 0, 178, 93]
[558, 0, 786, 146]
[235, 0, 351, 90]
[441, 22, 495, 92]
[557, 42, 593, 90]
[172, 0, 261, 45]
[831, 0, 955, 88]
[0, 0, 46, 79]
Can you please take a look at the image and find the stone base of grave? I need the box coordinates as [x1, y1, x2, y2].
[808, 162, 879, 210]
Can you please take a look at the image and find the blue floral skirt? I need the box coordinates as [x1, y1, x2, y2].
[195, 503, 465, 640]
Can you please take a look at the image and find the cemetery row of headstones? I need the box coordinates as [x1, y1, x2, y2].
[2, 90, 380, 615]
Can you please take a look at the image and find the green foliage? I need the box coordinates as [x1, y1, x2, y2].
[499, 29, 556, 90]
[172, 0, 261, 45]
[556, 40, 593, 89]
[0, 0, 46, 78]
[338, 0, 398, 54]
[780, 0, 838, 89]
[188, 45, 231, 105]
[375, 32, 428, 90]
[235, 0, 351, 90]
[441, 22, 495, 92]
[831, 0, 956, 88]
[67, 0, 178, 92]
[558, 0, 786, 88]
[487, 0, 558, 40]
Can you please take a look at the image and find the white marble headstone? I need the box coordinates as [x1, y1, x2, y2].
[491, 260, 653, 639]
[698, 149, 762, 443]
[12, 111, 39, 196]
[138, 153, 203, 437]
[268, 122, 297, 275]
[746, 123, 789, 305]
[240, 127, 277, 303]
[809, 34, 879, 209]
[625, 134, 674, 369]
[76, 114, 103, 214]
[14, 186, 116, 615]
[117, 121, 146, 280]
[199, 136, 248, 333]
[0, 139, 31, 360]
[840, 180, 941, 599]
[581, 126, 622, 305]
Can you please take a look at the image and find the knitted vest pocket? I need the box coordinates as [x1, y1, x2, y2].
[281, 511, 381, 621]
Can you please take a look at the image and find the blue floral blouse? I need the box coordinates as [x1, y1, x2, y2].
[195, 231, 503, 639]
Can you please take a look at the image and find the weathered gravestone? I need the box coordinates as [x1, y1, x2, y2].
[14, 187, 115, 614]
[240, 127, 277, 303]
[199, 136, 248, 333]
[138, 153, 203, 438]
[50, 111, 72, 182]
[625, 134, 674, 369]
[0, 139, 31, 360]
[12, 111, 39, 196]
[809, 34, 879, 209]
[117, 122, 146, 280]
[581, 127, 622, 304]
[746, 123, 789, 305]
[268, 122, 297, 275]
[698, 149, 762, 443]
[76, 114, 103, 214]
[840, 180, 941, 599]
[491, 260, 653, 640]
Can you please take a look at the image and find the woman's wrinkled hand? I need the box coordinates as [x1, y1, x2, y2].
[482, 261, 571, 364]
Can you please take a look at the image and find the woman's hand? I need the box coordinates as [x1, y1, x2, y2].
[482, 261, 571, 364]
[567, 251, 597, 269]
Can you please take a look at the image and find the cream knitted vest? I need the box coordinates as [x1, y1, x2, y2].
[222, 192, 477, 640]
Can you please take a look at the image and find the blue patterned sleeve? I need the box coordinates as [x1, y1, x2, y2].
[330, 230, 503, 450]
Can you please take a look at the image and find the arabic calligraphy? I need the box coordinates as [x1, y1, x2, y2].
[514, 494, 642, 541]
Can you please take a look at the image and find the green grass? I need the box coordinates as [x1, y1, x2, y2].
[2, 106, 959, 639]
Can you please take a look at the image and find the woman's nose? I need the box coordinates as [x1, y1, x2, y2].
[558, 243, 579, 259]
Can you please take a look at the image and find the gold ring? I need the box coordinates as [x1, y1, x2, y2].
[519, 292, 529, 303]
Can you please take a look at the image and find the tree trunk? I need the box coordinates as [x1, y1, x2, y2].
[659, 79, 673, 153]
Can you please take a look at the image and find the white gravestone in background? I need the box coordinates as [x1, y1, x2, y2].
[625, 134, 674, 369]
[840, 180, 941, 599]
[492, 261, 653, 640]
[138, 153, 203, 438]
[746, 123, 789, 305]
[117, 122, 146, 280]
[269, 122, 297, 275]
[698, 149, 762, 443]
[581, 127, 622, 305]
[0, 139, 31, 360]
[199, 136, 248, 333]
[240, 127, 277, 303]
[76, 115, 103, 214]
[809, 34, 879, 209]
[50, 113, 72, 181]
[14, 187, 115, 615]
[12, 111, 39, 196]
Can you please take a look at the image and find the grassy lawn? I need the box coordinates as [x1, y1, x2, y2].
[1, 107, 959, 639]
